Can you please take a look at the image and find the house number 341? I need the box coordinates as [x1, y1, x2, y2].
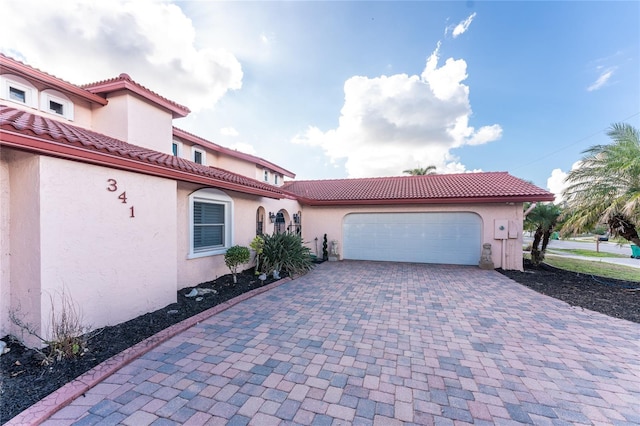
[106, 179, 135, 218]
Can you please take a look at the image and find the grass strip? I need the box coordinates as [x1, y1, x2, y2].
[543, 255, 640, 282]
[547, 248, 628, 258]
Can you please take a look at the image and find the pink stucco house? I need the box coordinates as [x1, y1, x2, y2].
[0, 54, 554, 345]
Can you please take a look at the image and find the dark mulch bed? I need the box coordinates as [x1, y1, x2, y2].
[499, 259, 640, 323]
[1, 261, 639, 424]
[0, 268, 287, 424]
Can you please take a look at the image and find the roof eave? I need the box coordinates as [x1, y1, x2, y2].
[173, 127, 296, 178]
[0, 57, 108, 106]
[86, 80, 190, 118]
[295, 195, 555, 206]
[0, 129, 284, 199]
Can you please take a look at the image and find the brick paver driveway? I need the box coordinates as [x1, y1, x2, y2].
[43, 261, 639, 425]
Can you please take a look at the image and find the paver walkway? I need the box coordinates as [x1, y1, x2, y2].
[38, 261, 640, 425]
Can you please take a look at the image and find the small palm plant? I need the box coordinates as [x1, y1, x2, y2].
[525, 203, 562, 265]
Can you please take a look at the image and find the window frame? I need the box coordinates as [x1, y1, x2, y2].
[1, 75, 37, 108]
[192, 146, 206, 165]
[188, 188, 233, 258]
[40, 89, 74, 120]
[172, 140, 182, 157]
[263, 170, 269, 182]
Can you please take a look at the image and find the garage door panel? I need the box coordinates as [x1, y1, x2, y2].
[343, 212, 481, 265]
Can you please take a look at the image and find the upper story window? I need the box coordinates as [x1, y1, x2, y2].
[274, 175, 279, 185]
[172, 141, 182, 157]
[9, 87, 26, 103]
[192, 146, 206, 165]
[40, 89, 74, 120]
[1, 74, 37, 108]
[263, 170, 269, 182]
[49, 100, 64, 115]
[191, 146, 207, 164]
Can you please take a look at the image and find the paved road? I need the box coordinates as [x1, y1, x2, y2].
[524, 236, 640, 269]
[24, 261, 640, 425]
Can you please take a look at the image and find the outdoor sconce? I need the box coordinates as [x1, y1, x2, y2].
[293, 213, 300, 223]
[269, 212, 276, 223]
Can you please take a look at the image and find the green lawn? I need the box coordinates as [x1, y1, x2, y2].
[543, 255, 640, 282]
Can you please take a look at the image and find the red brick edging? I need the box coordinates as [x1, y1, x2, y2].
[6, 277, 293, 426]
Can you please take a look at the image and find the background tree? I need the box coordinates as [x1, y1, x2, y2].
[403, 165, 436, 175]
[561, 123, 640, 246]
[525, 203, 562, 265]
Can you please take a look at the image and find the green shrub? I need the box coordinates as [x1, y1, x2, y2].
[261, 233, 314, 276]
[224, 245, 251, 283]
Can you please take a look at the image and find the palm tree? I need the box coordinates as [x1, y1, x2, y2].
[403, 165, 436, 175]
[561, 123, 640, 247]
[525, 203, 562, 265]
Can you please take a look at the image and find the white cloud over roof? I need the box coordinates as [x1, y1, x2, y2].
[0, 0, 243, 112]
[292, 39, 502, 178]
[546, 161, 581, 202]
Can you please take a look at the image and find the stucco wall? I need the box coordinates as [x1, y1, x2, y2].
[3, 151, 42, 345]
[91, 91, 173, 155]
[300, 203, 525, 271]
[36, 157, 178, 338]
[176, 182, 302, 288]
[0, 149, 11, 340]
[216, 155, 258, 179]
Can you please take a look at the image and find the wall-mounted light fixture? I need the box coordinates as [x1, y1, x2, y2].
[293, 213, 300, 223]
[269, 212, 276, 223]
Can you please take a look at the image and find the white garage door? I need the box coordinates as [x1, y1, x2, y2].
[343, 212, 482, 265]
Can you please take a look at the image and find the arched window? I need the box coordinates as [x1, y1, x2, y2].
[274, 211, 286, 234]
[40, 89, 74, 120]
[1, 74, 38, 108]
[288, 211, 302, 236]
[188, 188, 233, 258]
[256, 207, 265, 236]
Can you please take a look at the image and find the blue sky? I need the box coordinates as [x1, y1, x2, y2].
[1, 1, 638, 199]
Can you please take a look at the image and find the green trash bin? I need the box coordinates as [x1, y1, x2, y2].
[631, 244, 640, 259]
[551, 232, 559, 240]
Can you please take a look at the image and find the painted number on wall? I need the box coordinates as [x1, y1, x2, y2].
[106, 179, 135, 218]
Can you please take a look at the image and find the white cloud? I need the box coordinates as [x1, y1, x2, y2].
[0, 0, 242, 112]
[547, 168, 568, 203]
[292, 42, 502, 178]
[220, 127, 239, 137]
[546, 161, 581, 202]
[449, 13, 477, 38]
[587, 67, 615, 91]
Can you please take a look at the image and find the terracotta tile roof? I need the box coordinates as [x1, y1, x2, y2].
[283, 173, 555, 205]
[173, 127, 296, 178]
[82, 73, 190, 118]
[0, 105, 283, 198]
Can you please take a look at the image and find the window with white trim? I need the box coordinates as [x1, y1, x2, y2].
[192, 146, 205, 165]
[10, 87, 26, 103]
[172, 141, 182, 157]
[189, 188, 233, 258]
[263, 170, 269, 182]
[40, 89, 74, 120]
[1, 74, 37, 108]
[274, 174, 279, 185]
